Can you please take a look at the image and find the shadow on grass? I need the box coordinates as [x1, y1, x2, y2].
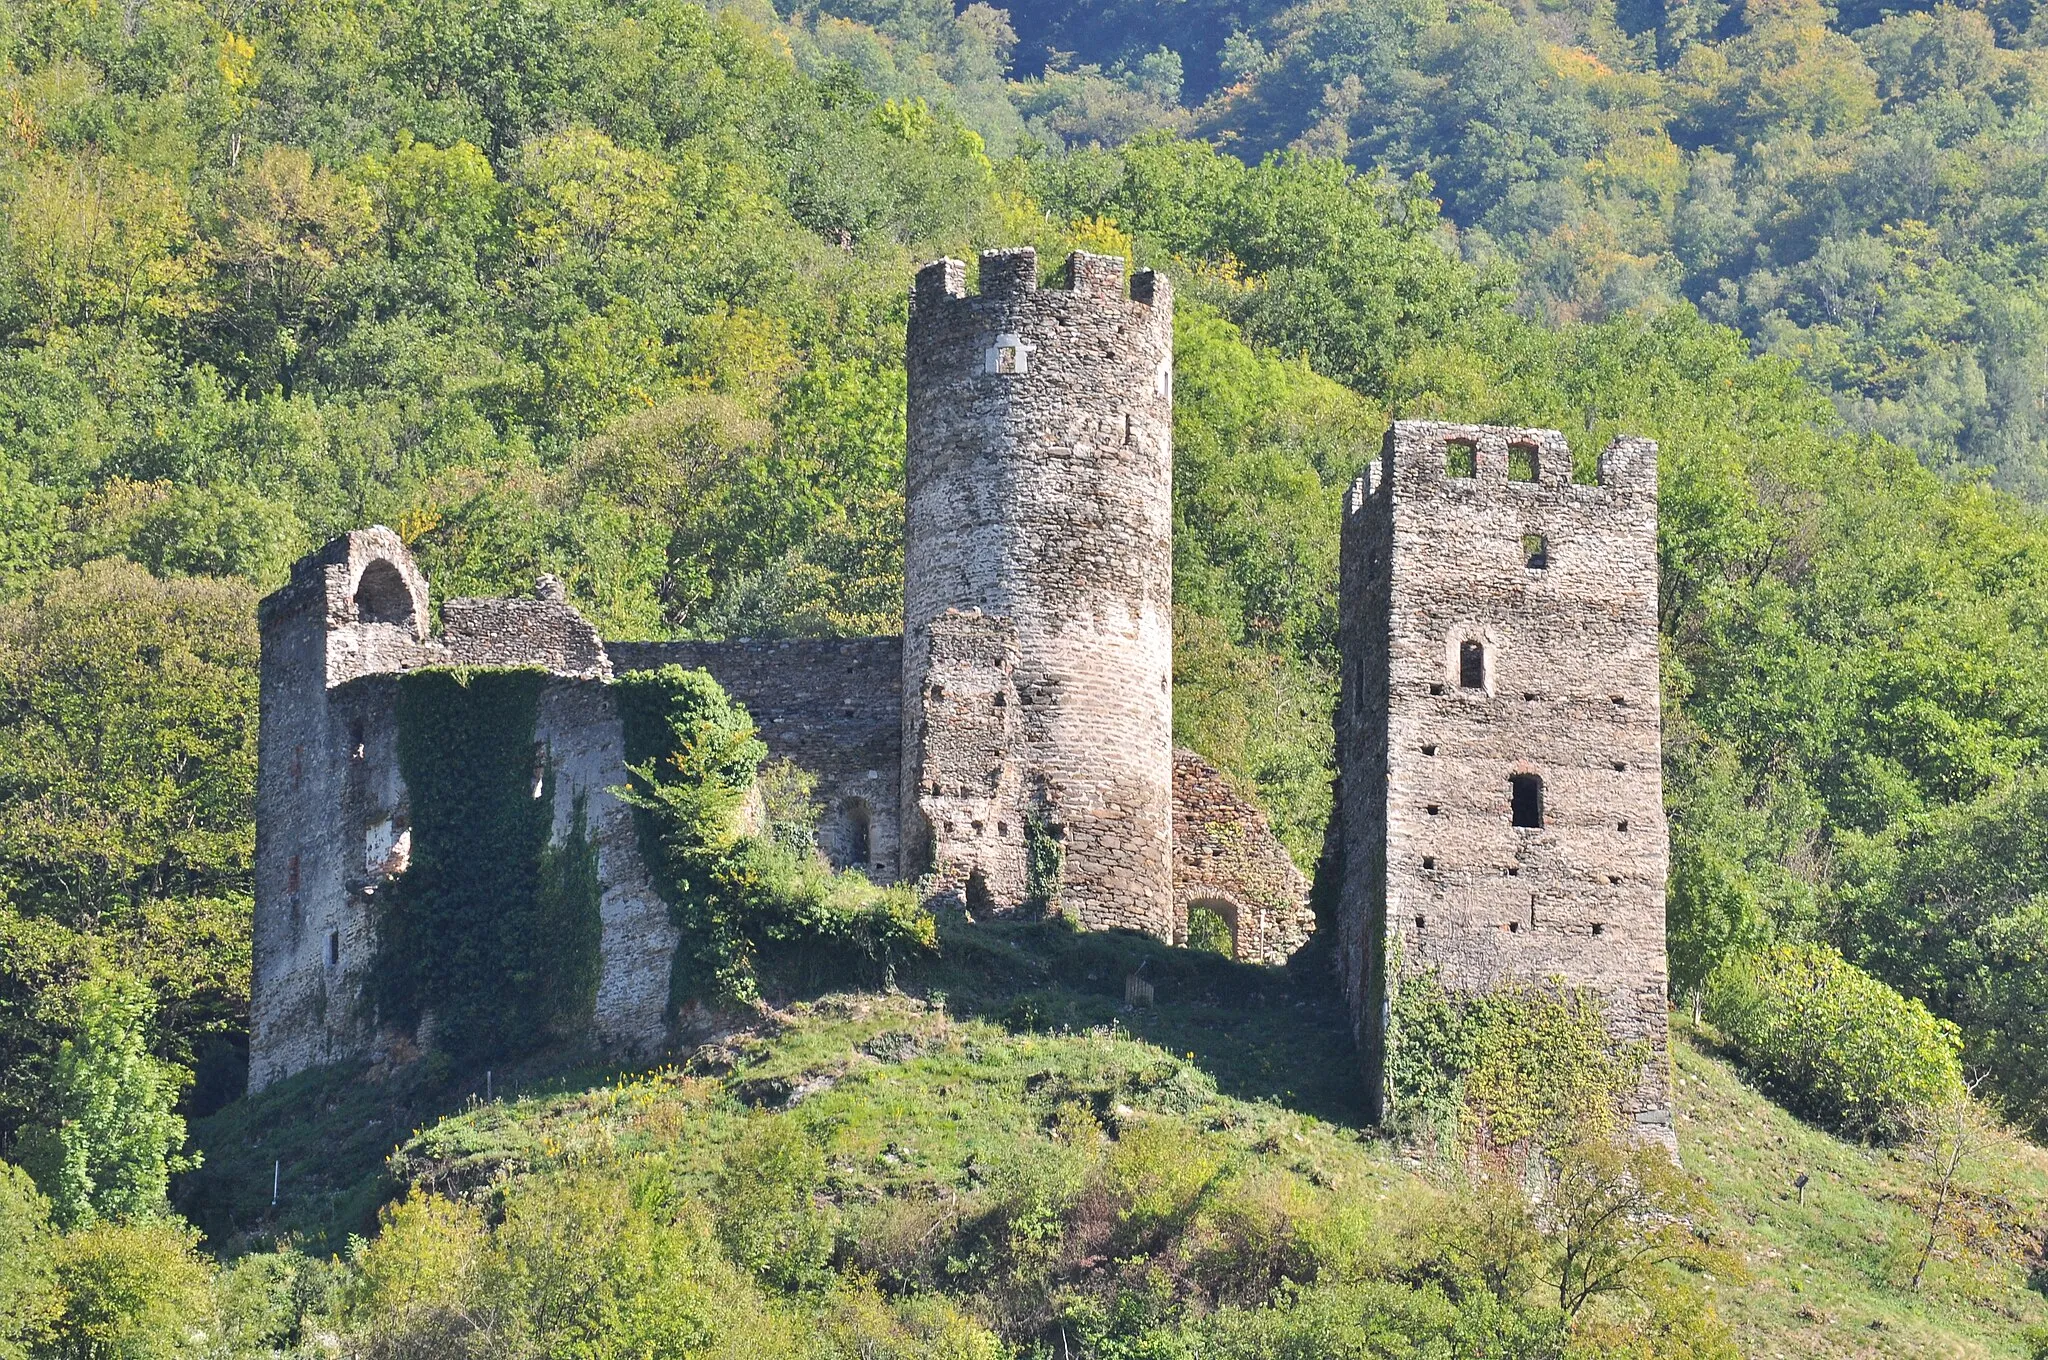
[903, 914, 1366, 1128]
[180, 913, 1363, 1255]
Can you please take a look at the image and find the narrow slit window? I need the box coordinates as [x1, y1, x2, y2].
[1446, 440, 1477, 478]
[1510, 774, 1544, 829]
[1459, 640, 1485, 689]
[327, 930, 340, 968]
[1523, 533, 1548, 569]
[1508, 442, 1539, 482]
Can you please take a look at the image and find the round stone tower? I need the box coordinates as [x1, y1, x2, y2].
[902, 247, 1175, 937]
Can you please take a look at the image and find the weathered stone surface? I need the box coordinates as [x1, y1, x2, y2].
[1172, 750, 1314, 965]
[904, 249, 1176, 936]
[1334, 421, 1672, 1135]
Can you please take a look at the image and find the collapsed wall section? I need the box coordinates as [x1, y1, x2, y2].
[903, 248, 1175, 934]
[609, 637, 904, 879]
[1337, 422, 1671, 1135]
[1172, 751, 1315, 965]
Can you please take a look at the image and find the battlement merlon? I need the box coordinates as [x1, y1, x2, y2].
[1368, 421, 1658, 502]
[912, 249, 1172, 325]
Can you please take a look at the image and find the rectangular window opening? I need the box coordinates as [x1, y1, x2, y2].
[1591, 923, 1605, 936]
[1459, 640, 1485, 689]
[1429, 682, 1445, 696]
[1426, 804, 1441, 816]
[1508, 443, 1539, 482]
[1422, 856, 1436, 870]
[1617, 819, 1630, 832]
[1415, 915, 1427, 931]
[1446, 440, 1477, 478]
[327, 930, 340, 968]
[1612, 760, 1627, 771]
[1510, 774, 1544, 829]
[1422, 743, 1438, 756]
[1523, 532, 1548, 569]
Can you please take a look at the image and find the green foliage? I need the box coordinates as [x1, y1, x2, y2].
[713, 1117, 834, 1291]
[41, 1215, 215, 1360]
[15, 969, 194, 1232]
[0, 1164, 57, 1359]
[1023, 814, 1064, 916]
[1704, 943, 1964, 1141]
[1185, 904, 1234, 957]
[1388, 970, 1645, 1149]
[615, 665, 935, 1008]
[372, 668, 602, 1065]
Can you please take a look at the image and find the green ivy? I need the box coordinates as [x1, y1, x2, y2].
[370, 669, 602, 1065]
[1025, 815, 1065, 917]
[613, 665, 935, 1010]
[1387, 969, 1644, 1151]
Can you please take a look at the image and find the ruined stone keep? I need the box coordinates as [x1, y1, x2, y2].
[1332, 421, 1673, 1135]
[249, 250, 1314, 1090]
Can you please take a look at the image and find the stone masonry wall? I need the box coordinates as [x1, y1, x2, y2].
[1172, 750, 1315, 964]
[903, 249, 1175, 935]
[1337, 422, 1672, 1135]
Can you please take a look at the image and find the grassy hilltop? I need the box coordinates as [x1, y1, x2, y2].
[174, 918, 2048, 1356]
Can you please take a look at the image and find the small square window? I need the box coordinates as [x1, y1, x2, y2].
[1507, 921, 1521, 934]
[1422, 856, 1436, 870]
[1446, 440, 1477, 478]
[1429, 683, 1445, 696]
[1416, 915, 1427, 930]
[1426, 804, 1441, 816]
[1508, 443, 1539, 482]
[1422, 744, 1438, 756]
[1617, 820, 1630, 832]
[1612, 760, 1626, 771]
[1591, 923, 1606, 936]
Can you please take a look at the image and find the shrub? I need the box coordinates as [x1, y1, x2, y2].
[15, 969, 194, 1229]
[714, 1117, 834, 1292]
[615, 665, 935, 1006]
[43, 1217, 215, 1360]
[1704, 942, 1964, 1140]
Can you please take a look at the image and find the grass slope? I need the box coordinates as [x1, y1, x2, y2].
[186, 920, 2048, 1354]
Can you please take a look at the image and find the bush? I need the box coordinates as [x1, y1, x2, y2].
[1704, 943, 1964, 1140]
[615, 666, 935, 1006]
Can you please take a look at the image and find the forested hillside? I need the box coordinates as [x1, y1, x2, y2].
[749, 0, 2048, 498]
[9, 0, 2048, 1350]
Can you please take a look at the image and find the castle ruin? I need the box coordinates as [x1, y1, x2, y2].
[1332, 421, 1673, 1134]
[249, 250, 1314, 1090]
[250, 257, 1672, 1129]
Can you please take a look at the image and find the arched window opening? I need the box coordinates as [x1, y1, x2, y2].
[1459, 640, 1485, 689]
[355, 559, 415, 627]
[1187, 898, 1238, 957]
[965, 868, 995, 915]
[1510, 773, 1544, 829]
[845, 798, 872, 867]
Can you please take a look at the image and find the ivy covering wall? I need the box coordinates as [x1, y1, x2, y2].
[371, 669, 603, 1065]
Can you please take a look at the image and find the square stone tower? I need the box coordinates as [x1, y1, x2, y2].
[1335, 421, 1671, 1135]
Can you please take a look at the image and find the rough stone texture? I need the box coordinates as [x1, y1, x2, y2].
[250, 251, 1316, 1093]
[1172, 750, 1315, 964]
[251, 529, 434, 1089]
[1334, 422, 1671, 1136]
[608, 638, 903, 878]
[443, 590, 613, 679]
[904, 249, 1176, 935]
